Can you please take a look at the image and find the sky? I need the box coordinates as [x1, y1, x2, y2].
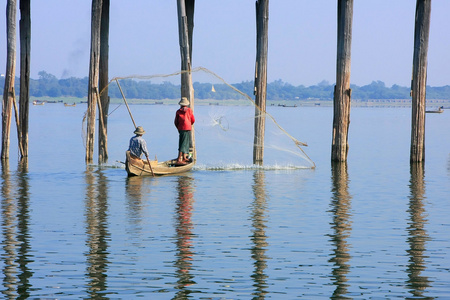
[1, 0, 449, 87]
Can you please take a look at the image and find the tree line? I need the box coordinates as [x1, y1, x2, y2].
[2, 71, 449, 101]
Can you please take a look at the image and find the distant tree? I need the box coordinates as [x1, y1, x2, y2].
[48, 86, 62, 97]
[38, 70, 58, 82]
[2, 72, 449, 101]
[232, 81, 254, 98]
[427, 85, 450, 99]
[317, 80, 330, 86]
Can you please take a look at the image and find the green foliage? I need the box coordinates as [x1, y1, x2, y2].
[0, 72, 449, 101]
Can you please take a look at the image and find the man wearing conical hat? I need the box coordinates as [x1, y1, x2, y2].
[174, 97, 195, 164]
[128, 126, 149, 159]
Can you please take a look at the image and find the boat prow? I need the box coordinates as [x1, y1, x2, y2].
[125, 151, 194, 176]
[426, 106, 444, 113]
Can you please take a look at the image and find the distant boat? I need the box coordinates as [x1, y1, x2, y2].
[64, 103, 76, 107]
[426, 106, 444, 113]
[211, 85, 216, 92]
[278, 104, 297, 108]
[33, 100, 45, 105]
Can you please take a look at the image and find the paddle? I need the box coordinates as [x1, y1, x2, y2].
[145, 154, 155, 177]
[116, 79, 155, 177]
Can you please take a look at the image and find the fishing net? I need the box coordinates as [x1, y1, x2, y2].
[84, 67, 315, 170]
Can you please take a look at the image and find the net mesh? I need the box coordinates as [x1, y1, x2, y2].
[85, 67, 315, 170]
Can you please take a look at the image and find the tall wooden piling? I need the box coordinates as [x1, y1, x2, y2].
[86, 0, 103, 163]
[98, 0, 110, 163]
[185, 0, 195, 63]
[19, 0, 31, 158]
[253, 0, 269, 165]
[331, 0, 353, 162]
[410, 0, 431, 163]
[177, 0, 196, 160]
[177, 0, 194, 103]
[1, 0, 17, 160]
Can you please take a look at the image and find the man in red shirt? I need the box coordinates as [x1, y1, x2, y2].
[174, 97, 195, 164]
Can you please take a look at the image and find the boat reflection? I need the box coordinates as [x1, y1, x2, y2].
[329, 162, 352, 298]
[1, 159, 33, 299]
[125, 176, 151, 232]
[84, 167, 110, 298]
[250, 170, 269, 298]
[173, 175, 196, 299]
[406, 163, 432, 298]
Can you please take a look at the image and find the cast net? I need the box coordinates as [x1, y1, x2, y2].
[86, 67, 315, 170]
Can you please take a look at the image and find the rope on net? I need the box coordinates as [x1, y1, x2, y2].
[89, 66, 315, 167]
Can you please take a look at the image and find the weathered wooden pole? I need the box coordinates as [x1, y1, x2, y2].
[253, 0, 269, 165]
[331, 0, 353, 162]
[12, 89, 23, 156]
[177, 0, 196, 160]
[86, 0, 103, 163]
[2, 0, 17, 160]
[98, 0, 110, 163]
[410, 0, 431, 163]
[19, 0, 31, 158]
[185, 0, 194, 63]
[177, 0, 194, 102]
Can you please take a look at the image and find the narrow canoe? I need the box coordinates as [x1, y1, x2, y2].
[125, 151, 194, 176]
[426, 106, 444, 113]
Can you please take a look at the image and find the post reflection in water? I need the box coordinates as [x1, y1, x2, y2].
[448, 154, 450, 176]
[329, 162, 352, 299]
[406, 163, 432, 298]
[173, 175, 196, 299]
[125, 176, 149, 235]
[1, 159, 33, 299]
[84, 167, 110, 299]
[250, 170, 269, 299]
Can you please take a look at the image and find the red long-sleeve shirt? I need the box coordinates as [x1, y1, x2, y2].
[174, 107, 195, 131]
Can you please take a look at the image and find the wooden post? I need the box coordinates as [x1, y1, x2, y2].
[2, 0, 17, 160]
[332, 0, 353, 162]
[98, 0, 110, 163]
[12, 89, 23, 156]
[86, 0, 103, 163]
[410, 0, 431, 163]
[19, 0, 31, 158]
[177, 0, 196, 160]
[177, 0, 194, 101]
[185, 0, 195, 63]
[253, 0, 269, 165]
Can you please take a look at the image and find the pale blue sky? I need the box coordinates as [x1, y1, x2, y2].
[1, 0, 449, 87]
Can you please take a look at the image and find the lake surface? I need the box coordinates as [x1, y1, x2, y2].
[1, 103, 449, 299]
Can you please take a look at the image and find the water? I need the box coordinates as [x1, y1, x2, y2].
[1, 103, 449, 299]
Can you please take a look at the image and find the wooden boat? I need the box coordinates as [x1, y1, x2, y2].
[278, 103, 297, 107]
[426, 106, 444, 114]
[64, 103, 76, 107]
[33, 100, 45, 105]
[124, 151, 194, 176]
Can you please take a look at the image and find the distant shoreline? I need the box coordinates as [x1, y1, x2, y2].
[28, 97, 450, 109]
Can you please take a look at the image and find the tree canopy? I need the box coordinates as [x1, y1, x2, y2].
[1, 72, 449, 101]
